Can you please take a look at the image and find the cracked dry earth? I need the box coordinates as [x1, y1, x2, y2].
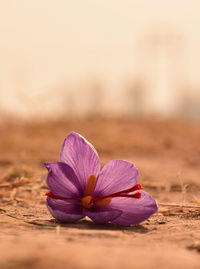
[0, 117, 200, 269]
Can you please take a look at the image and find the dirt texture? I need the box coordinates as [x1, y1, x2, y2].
[0, 117, 200, 269]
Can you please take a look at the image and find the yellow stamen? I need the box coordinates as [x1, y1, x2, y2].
[84, 175, 96, 196]
[94, 197, 112, 207]
[81, 195, 92, 208]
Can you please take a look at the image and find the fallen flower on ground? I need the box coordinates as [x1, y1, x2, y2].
[45, 131, 158, 226]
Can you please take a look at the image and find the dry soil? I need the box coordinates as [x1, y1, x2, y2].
[0, 117, 200, 269]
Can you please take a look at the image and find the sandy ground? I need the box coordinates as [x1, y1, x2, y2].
[0, 117, 200, 269]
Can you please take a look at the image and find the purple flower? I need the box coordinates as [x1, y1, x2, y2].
[45, 132, 158, 226]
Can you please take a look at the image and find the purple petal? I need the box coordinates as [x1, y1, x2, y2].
[94, 160, 138, 196]
[109, 191, 158, 226]
[47, 197, 84, 222]
[45, 162, 82, 197]
[60, 132, 100, 194]
[85, 207, 122, 224]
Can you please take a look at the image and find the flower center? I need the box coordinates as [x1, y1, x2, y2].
[81, 175, 112, 208]
[46, 174, 143, 209]
[81, 174, 96, 208]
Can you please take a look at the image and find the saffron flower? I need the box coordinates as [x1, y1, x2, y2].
[45, 132, 158, 226]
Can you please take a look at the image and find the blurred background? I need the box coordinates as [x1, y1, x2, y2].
[0, 0, 200, 120]
[1, 3, 200, 268]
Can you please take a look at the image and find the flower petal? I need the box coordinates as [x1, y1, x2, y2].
[45, 162, 82, 197]
[94, 160, 138, 196]
[47, 197, 84, 222]
[85, 207, 122, 224]
[60, 132, 100, 194]
[109, 191, 158, 226]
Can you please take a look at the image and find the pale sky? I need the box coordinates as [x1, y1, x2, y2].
[0, 0, 200, 117]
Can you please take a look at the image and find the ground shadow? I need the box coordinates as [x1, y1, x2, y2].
[27, 218, 150, 234]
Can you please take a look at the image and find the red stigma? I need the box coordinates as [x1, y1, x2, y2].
[132, 192, 141, 199]
[45, 191, 80, 200]
[46, 191, 59, 199]
[46, 183, 143, 203]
